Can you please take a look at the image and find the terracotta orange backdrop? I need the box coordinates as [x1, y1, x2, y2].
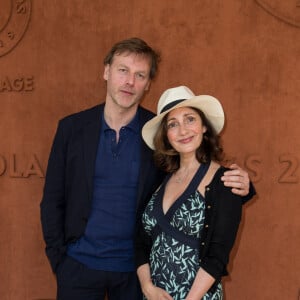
[0, 1, 299, 299]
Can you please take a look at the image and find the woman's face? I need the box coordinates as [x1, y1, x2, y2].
[166, 107, 206, 155]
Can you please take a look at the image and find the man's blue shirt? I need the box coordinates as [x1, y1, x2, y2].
[67, 111, 141, 272]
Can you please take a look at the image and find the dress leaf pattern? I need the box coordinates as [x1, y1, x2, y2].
[142, 190, 223, 300]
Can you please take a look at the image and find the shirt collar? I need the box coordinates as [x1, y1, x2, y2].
[101, 110, 140, 134]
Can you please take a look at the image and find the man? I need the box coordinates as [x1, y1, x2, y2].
[40, 37, 254, 300]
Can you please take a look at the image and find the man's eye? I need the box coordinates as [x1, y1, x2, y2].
[136, 73, 145, 79]
[119, 68, 127, 73]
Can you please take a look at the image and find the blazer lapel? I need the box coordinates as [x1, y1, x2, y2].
[136, 107, 156, 207]
[83, 105, 103, 201]
[136, 141, 153, 204]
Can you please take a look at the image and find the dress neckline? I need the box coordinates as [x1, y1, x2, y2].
[154, 162, 211, 220]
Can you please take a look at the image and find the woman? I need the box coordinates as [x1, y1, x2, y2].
[136, 86, 243, 300]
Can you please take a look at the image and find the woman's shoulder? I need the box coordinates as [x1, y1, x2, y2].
[208, 163, 236, 193]
[203, 161, 223, 186]
[208, 161, 229, 181]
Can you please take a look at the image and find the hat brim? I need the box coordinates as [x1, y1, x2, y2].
[142, 95, 225, 150]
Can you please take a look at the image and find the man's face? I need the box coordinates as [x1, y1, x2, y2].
[103, 52, 151, 110]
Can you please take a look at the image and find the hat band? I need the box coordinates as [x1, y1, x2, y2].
[160, 99, 185, 114]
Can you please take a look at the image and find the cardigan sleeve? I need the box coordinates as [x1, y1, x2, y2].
[199, 167, 243, 281]
[134, 217, 152, 268]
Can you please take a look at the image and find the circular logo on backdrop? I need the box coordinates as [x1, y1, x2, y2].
[255, 0, 300, 27]
[0, 0, 32, 57]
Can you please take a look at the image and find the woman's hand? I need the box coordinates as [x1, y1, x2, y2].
[142, 281, 173, 300]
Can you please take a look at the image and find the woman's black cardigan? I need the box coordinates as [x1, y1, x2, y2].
[135, 167, 245, 289]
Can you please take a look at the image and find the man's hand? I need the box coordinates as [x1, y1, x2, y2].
[221, 163, 250, 196]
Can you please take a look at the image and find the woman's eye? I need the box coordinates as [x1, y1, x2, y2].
[167, 122, 178, 129]
[186, 116, 196, 124]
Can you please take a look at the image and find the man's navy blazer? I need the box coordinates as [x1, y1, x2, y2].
[40, 104, 164, 273]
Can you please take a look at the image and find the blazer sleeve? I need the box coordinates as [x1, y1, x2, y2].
[242, 181, 256, 204]
[40, 119, 70, 273]
[199, 168, 243, 281]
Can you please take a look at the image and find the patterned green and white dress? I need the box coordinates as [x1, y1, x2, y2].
[142, 163, 222, 300]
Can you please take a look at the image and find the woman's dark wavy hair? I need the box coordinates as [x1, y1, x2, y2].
[153, 107, 224, 173]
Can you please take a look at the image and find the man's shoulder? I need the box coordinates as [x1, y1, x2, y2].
[138, 106, 156, 123]
[60, 104, 103, 124]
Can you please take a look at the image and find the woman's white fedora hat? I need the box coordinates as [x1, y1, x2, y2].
[142, 86, 225, 150]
